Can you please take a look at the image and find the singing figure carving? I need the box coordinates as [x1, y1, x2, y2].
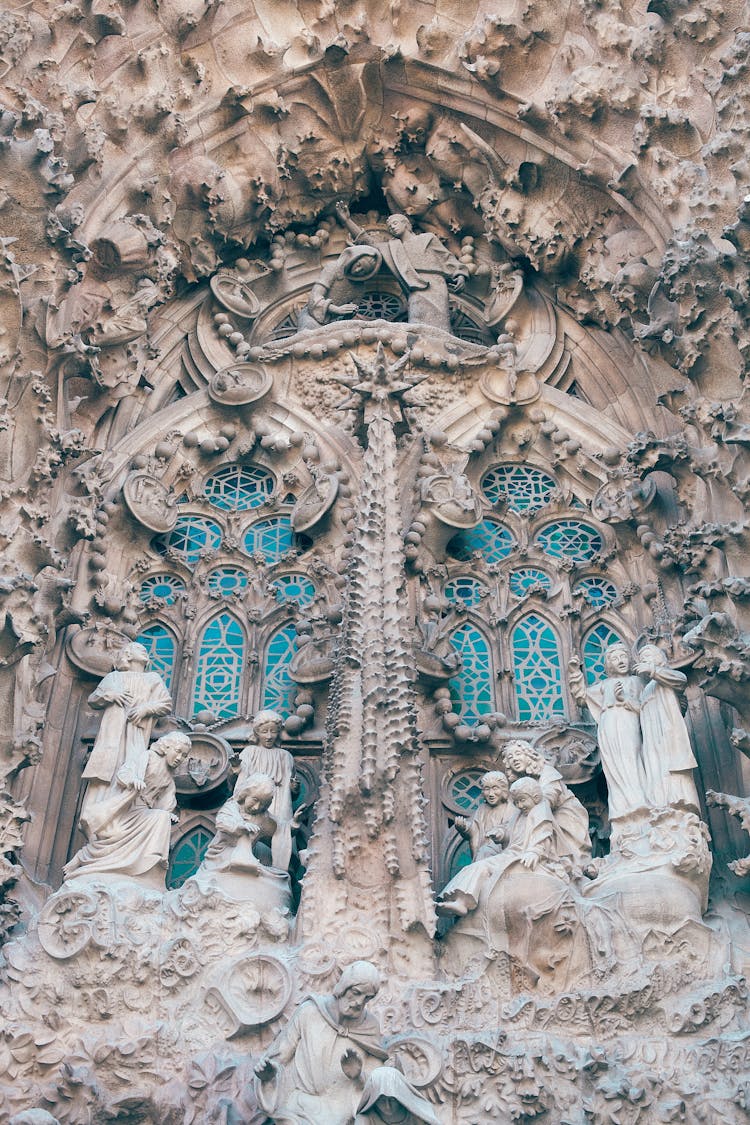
[296, 245, 382, 331]
[569, 645, 649, 820]
[64, 732, 189, 887]
[501, 739, 591, 865]
[81, 642, 172, 822]
[236, 710, 298, 871]
[636, 644, 701, 811]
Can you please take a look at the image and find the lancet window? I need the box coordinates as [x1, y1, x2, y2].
[511, 614, 566, 721]
[166, 826, 214, 890]
[136, 624, 177, 692]
[261, 625, 298, 717]
[449, 624, 494, 722]
[193, 613, 245, 719]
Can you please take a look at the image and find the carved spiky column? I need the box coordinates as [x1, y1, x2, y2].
[297, 344, 436, 959]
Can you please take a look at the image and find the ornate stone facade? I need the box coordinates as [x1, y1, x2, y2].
[1, 2, 750, 1121]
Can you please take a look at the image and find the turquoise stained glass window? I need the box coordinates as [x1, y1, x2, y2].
[447, 520, 515, 564]
[244, 517, 306, 564]
[155, 516, 222, 566]
[271, 574, 316, 606]
[444, 576, 485, 607]
[574, 576, 618, 607]
[208, 567, 248, 596]
[509, 568, 552, 598]
[167, 827, 214, 889]
[447, 839, 472, 880]
[136, 624, 176, 692]
[583, 622, 625, 684]
[449, 624, 494, 723]
[139, 574, 185, 605]
[482, 464, 557, 512]
[511, 613, 565, 722]
[448, 770, 486, 812]
[203, 464, 274, 511]
[193, 613, 245, 718]
[262, 625, 298, 717]
[535, 520, 603, 563]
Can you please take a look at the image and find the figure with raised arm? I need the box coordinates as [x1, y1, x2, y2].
[636, 643, 700, 811]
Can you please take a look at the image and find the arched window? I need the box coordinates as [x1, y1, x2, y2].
[511, 613, 565, 721]
[193, 613, 245, 718]
[446, 769, 486, 812]
[207, 567, 248, 596]
[482, 464, 557, 512]
[447, 520, 515, 564]
[583, 622, 626, 684]
[203, 464, 274, 511]
[244, 517, 308, 564]
[139, 574, 185, 605]
[449, 624, 494, 723]
[136, 624, 177, 692]
[509, 568, 552, 598]
[167, 826, 214, 889]
[155, 515, 222, 567]
[262, 625, 298, 716]
[573, 576, 618, 607]
[535, 520, 603, 563]
[271, 574, 316, 606]
[444, 576, 485, 607]
[351, 292, 407, 321]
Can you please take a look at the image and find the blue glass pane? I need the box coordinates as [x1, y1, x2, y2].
[154, 516, 222, 567]
[574, 577, 618, 607]
[535, 520, 603, 563]
[583, 622, 625, 685]
[262, 625, 298, 717]
[482, 464, 557, 512]
[449, 624, 494, 723]
[167, 827, 214, 889]
[243, 518, 306, 564]
[193, 613, 245, 719]
[139, 574, 185, 605]
[449, 770, 485, 811]
[448, 839, 472, 880]
[136, 625, 176, 692]
[271, 574, 316, 607]
[447, 520, 515, 564]
[207, 567, 248, 596]
[509, 568, 552, 598]
[444, 576, 484, 607]
[512, 613, 565, 722]
[203, 464, 274, 511]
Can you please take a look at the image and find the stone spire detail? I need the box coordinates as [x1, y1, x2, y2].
[298, 344, 436, 944]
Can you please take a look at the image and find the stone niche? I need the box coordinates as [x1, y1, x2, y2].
[2, 4, 750, 1123]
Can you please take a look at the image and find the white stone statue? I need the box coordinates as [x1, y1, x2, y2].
[64, 731, 190, 888]
[335, 203, 468, 332]
[501, 739, 591, 865]
[195, 772, 293, 911]
[254, 960, 388, 1125]
[454, 770, 517, 861]
[296, 244, 382, 330]
[635, 643, 700, 811]
[81, 641, 172, 821]
[355, 1067, 443, 1124]
[236, 710, 297, 871]
[569, 645, 650, 820]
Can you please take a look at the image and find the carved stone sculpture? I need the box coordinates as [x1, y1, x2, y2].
[195, 771, 293, 912]
[569, 644, 650, 820]
[636, 643, 701, 811]
[355, 1067, 443, 1124]
[501, 739, 591, 865]
[63, 732, 189, 888]
[335, 203, 467, 331]
[235, 710, 297, 872]
[254, 960, 389, 1125]
[296, 244, 382, 331]
[80, 641, 172, 821]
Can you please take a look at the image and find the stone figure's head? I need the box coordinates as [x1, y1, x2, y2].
[116, 641, 150, 671]
[637, 643, 668, 669]
[502, 740, 542, 778]
[344, 245, 382, 281]
[603, 643, 632, 676]
[509, 776, 543, 812]
[386, 214, 412, 238]
[333, 959, 381, 1020]
[236, 772, 275, 815]
[252, 710, 283, 747]
[153, 732, 191, 769]
[481, 770, 509, 806]
[10, 1113, 61, 1125]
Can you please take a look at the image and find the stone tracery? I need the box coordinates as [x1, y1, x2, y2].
[1, 2, 750, 1119]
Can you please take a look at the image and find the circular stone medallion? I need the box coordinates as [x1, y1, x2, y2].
[210, 271, 262, 319]
[291, 475, 339, 532]
[66, 625, 132, 676]
[208, 363, 273, 406]
[226, 953, 292, 1028]
[123, 471, 178, 533]
[173, 732, 231, 795]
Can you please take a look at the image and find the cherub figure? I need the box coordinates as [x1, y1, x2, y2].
[454, 770, 516, 861]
